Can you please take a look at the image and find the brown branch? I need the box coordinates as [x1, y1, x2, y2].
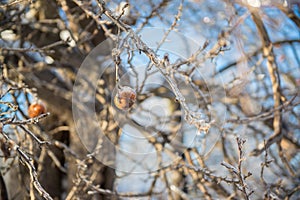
[184, 151, 212, 200]
[0, 40, 68, 53]
[217, 39, 300, 74]
[0, 126, 53, 200]
[227, 95, 299, 124]
[17, 146, 53, 200]
[250, 8, 283, 156]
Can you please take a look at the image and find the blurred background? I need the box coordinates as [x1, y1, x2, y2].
[0, 0, 299, 199]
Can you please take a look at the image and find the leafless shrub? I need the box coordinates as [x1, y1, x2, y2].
[0, 0, 299, 199]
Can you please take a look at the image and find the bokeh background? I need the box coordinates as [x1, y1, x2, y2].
[0, 0, 299, 199]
